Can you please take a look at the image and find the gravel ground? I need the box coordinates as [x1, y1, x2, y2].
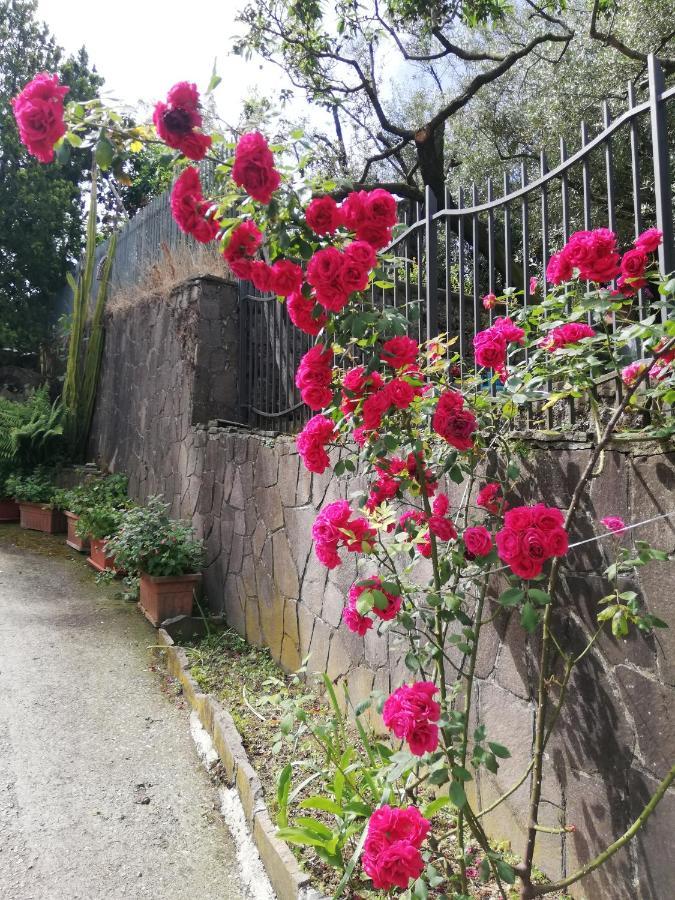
[0, 527, 248, 900]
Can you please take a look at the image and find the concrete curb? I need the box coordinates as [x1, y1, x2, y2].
[157, 628, 318, 900]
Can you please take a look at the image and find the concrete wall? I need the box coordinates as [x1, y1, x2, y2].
[90, 277, 674, 899]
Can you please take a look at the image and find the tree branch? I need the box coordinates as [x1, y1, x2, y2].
[425, 29, 574, 133]
[358, 136, 413, 184]
[590, 0, 675, 73]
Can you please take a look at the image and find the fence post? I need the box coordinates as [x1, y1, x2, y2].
[238, 281, 250, 424]
[425, 185, 439, 340]
[648, 54, 674, 278]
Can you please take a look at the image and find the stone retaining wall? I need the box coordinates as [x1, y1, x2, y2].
[90, 277, 674, 899]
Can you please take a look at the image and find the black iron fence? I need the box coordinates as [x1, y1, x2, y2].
[242, 55, 674, 432]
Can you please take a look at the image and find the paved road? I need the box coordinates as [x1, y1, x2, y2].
[0, 528, 247, 900]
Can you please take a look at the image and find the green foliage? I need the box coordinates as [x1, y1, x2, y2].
[54, 472, 127, 516]
[62, 171, 117, 460]
[75, 502, 127, 541]
[105, 496, 204, 577]
[5, 469, 58, 505]
[0, 1, 103, 353]
[0, 387, 64, 467]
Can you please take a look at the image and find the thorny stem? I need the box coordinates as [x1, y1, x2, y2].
[523, 763, 675, 897]
[520, 336, 675, 895]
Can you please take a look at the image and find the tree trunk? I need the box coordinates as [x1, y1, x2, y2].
[415, 124, 524, 290]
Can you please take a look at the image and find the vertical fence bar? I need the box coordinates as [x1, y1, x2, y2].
[603, 101, 617, 236]
[581, 121, 592, 230]
[521, 162, 532, 427]
[502, 172, 512, 299]
[628, 81, 643, 240]
[458, 188, 466, 373]
[648, 54, 675, 279]
[560, 137, 575, 425]
[425, 185, 439, 341]
[238, 285, 249, 424]
[540, 151, 553, 427]
[444, 186, 452, 345]
[472, 183, 480, 363]
[487, 177, 495, 309]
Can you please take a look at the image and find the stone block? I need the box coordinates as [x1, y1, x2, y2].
[254, 444, 279, 487]
[322, 580, 346, 628]
[272, 531, 300, 599]
[629, 769, 675, 900]
[278, 452, 300, 507]
[256, 485, 284, 532]
[307, 618, 332, 675]
[564, 770, 633, 900]
[614, 666, 674, 779]
[283, 505, 315, 575]
[326, 630, 352, 683]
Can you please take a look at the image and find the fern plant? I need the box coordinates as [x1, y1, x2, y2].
[0, 387, 63, 467]
[62, 166, 118, 460]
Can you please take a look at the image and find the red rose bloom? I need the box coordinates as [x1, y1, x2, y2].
[634, 228, 662, 254]
[170, 167, 219, 243]
[477, 482, 504, 515]
[153, 82, 211, 161]
[381, 336, 418, 369]
[464, 526, 493, 557]
[385, 378, 416, 410]
[222, 220, 263, 279]
[344, 240, 377, 272]
[432, 390, 477, 451]
[496, 504, 567, 579]
[232, 131, 281, 204]
[250, 261, 275, 292]
[296, 414, 336, 474]
[305, 196, 344, 235]
[12, 72, 69, 163]
[295, 344, 334, 410]
[286, 291, 327, 336]
[620, 248, 647, 280]
[270, 259, 304, 297]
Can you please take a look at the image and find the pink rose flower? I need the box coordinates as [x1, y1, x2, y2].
[305, 196, 344, 235]
[170, 167, 219, 243]
[482, 292, 497, 310]
[153, 82, 211, 161]
[464, 525, 493, 557]
[286, 291, 327, 336]
[296, 414, 336, 474]
[232, 131, 281, 204]
[270, 259, 304, 297]
[12, 72, 69, 163]
[432, 391, 477, 451]
[634, 228, 662, 254]
[477, 482, 504, 515]
[381, 336, 418, 369]
[601, 515, 627, 534]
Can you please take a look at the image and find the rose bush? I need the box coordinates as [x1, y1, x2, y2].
[14, 73, 675, 900]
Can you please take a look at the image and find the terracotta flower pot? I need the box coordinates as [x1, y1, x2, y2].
[87, 537, 118, 573]
[0, 497, 20, 522]
[19, 502, 66, 534]
[65, 511, 90, 552]
[139, 571, 202, 627]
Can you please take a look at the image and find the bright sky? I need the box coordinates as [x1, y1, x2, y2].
[36, 0, 305, 128]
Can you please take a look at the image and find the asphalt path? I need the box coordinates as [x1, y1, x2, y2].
[0, 528, 247, 900]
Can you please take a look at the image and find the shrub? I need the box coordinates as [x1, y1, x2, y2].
[75, 502, 129, 541]
[55, 473, 128, 516]
[6, 470, 59, 505]
[105, 496, 204, 577]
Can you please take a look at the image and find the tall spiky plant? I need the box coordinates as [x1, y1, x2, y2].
[63, 166, 117, 460]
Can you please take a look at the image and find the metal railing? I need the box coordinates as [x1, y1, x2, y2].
[242, 55, 674, 432]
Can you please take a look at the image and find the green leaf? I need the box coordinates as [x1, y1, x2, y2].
[276, 764, 292, 828]
[356, 590, 375, 615]
[422, 796, 452, 818]
[499, 587, 524, 607]
[371, 589, 389, 610]
[495, 859, 517, 884]
[276, 826, 332, 848]
[488, 742, 511, 759]
[528, 588, 551, 606]
[473, 724, 486, 742]
[294, 817, 335, 839]
[428, 768, 449, 786]
[95, 137, 114, 170]
[451, 765, 473, 782]
[520, 601, 540, 633]
[449, 780, 467, 809]
[299, 796, 344, 816]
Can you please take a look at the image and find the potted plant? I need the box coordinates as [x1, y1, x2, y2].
[6, 471, 66, 534]
[56, 474, 128, 553]
[0, 463, 19, 522]
[105, 497, 204, 626]
[76, 503, 127, 573]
